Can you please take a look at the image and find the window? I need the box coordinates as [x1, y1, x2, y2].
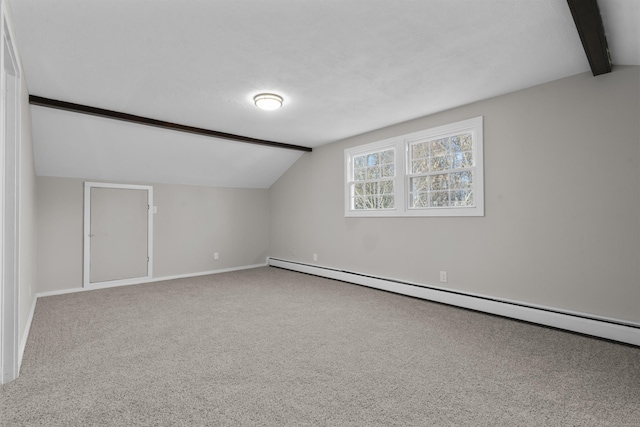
[407, 131, 475, 209]
[351, 146, 395, 210]
[345, 116, 483, 217]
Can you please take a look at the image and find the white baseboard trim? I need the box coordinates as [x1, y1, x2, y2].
[145, 263, 267, 284]
[268, 257, 640, 347]
[36, 263, 267, 298]
[19, 295, 37, 370]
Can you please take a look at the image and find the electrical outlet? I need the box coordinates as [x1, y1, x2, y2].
[214, 252, 219, 260]
[439, 271, 447, 283]
[313, 253, 318, 262]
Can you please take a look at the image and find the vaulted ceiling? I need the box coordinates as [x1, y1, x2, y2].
[8, 0, 640, 188]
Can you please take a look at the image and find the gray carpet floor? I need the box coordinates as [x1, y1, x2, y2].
[1, 266, 639, 426]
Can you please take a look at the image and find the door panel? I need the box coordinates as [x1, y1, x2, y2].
[89, 187, 149, 283]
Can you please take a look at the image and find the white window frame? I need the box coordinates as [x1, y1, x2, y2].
[345, 116, 484, 217]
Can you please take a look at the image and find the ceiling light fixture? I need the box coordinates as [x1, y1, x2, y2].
[254, 93, 283, 111]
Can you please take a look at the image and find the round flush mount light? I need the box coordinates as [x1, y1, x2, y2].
[254, 93, 283, 111]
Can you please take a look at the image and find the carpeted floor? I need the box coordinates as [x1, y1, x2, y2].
[1, 266, 639, 426]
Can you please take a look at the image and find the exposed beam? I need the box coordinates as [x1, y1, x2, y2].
[567, 0, 612, 76]
[28, 95, 312, 153]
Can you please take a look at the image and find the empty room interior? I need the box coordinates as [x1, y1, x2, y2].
[1, 0, 639, 425]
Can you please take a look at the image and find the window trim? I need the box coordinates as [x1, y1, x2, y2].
[344, 116, 484, 217]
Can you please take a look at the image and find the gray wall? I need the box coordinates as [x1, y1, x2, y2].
[269, 66, 640, 323]
[37, 177, 269, 294]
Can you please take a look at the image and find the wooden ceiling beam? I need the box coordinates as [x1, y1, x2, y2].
[29, 95, 313, 153]
[567, 0, 612, 76]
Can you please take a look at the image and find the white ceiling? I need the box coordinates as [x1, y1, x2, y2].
[29, 105, 305, 188]
[8, 0, 640, 188]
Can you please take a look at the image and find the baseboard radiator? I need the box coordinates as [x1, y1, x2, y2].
[267, 257, 640, 347]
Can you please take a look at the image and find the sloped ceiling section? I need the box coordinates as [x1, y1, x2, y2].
[31, 106, 304, 189]
[9, 0, 640, 188]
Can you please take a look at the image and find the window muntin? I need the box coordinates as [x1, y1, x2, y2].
[349, 147, 395, 210]
[345, 116, 483, 217]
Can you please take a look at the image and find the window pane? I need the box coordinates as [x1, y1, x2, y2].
[430, 155, 451, 172]
[411, 159, 429, 174]
[452, 151, 473, 169]
[411, 192, 428, 208]
[353, 183, 365, 196]
[451, 190, 473, 206]
[382, 164, 395, 177]
[430, 191, 449, 207]
[452, 152, 463, 169]
[429, 174, 449, 191]
[367, 166, 381, 179]
[412, 143, 428, 159]
[365, 182, 377, 195]
[367, 153, 379, 166]
[381, 149, 394, 164]
[379, 195, 394, 209]
[366, 195, 377, 208]
[380, 180, 394, 194]
[460, 133, 473, 151]
[450, 171, 473, 189]
[464, 152, 474, 167]
[450, 135, 463, 153]
[355, 195, 377, 210]
[430, 138, 449, 157]
[411, 177, 429, 192]
[354, 169, 366, 181]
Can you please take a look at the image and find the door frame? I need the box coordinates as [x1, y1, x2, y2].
[1, 8, 21, 385]
[83, 182, 154, 289]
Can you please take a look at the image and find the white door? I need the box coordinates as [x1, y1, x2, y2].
[83, 183, 153, 288]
